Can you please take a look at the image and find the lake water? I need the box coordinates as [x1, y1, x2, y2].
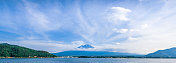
[0, 58, 176, 63]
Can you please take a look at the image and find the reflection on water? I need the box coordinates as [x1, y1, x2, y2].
[1, 58, 176, 63]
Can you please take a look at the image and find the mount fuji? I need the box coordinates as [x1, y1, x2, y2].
[77, 44, 94, 49]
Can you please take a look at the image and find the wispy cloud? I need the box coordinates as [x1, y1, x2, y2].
[23, 0, 62, 38]
[1, 0, 176, 54]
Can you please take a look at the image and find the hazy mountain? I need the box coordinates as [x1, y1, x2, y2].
[0, 43, 57, 57]
[53, 50, 140, 56]
[146, 47, 176, 57]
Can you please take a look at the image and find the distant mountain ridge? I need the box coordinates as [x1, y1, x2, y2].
[146, 47, 176, 57]
[2, 43, 176, 58]
[0, 43, 57, 57]
[53, 50, 140, 56]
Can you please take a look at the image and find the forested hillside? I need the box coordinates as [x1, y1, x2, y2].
[0, 43, 57, 57]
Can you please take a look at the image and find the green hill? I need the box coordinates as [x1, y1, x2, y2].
[0, 43, 57, 57]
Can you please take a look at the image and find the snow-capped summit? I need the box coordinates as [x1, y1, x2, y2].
[77, 44, 94, 49]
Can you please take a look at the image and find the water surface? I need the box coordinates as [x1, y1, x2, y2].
[1, 58, 176, 63]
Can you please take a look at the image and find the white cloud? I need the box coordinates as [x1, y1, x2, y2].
[72, 41, 85, 46]
[116, 42, 121, 45]
[141, 24, 149, 29]
[107, 7, 131, 24]
[114, 0, 176, 54]
[118, 29, 129, 33]
[128, 37, 138, 41]
[113, 28, 128, 33]
[129, 29, 135, 32]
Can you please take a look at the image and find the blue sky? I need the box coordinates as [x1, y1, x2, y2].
[0, 0, 176, 54]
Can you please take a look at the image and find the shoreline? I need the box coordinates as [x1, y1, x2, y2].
[0, 57, 60, 58]
[1, 57, 176, 59]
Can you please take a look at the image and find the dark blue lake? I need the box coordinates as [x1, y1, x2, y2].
[0, 58, 176, 63]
